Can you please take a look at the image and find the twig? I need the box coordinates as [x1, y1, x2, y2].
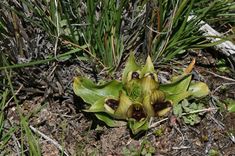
[29, 125, 69, 156]
[207, 114, 225, 130]
[203, 70, 235, 82]
[212, 82, 235, 94]
[173, 125, 185, 144]
[172, 146, 191, 150]
[228, 132, 235, 143]
[149, 117, 168, 129]
[181, 107, 217, 116]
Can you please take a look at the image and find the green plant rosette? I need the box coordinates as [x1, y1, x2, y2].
[73, 53, 210, 134]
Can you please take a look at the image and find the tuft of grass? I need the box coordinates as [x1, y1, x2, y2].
[0, 0, 128, 70]
[83, 0, 127, 70]
[0, 87, 13, 151]
[1, 0, 234, 71]
[2, 66, 41, 155]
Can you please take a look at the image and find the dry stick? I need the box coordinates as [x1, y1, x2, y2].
[181, 107, 217, 116]
[207, 114, 225, 130]
[29, 125, 69, 156]
[149, 118, 168, 129]
[172, 146, 191, 150]
[212, 82, 235, 94]
[203, 70, 235, 82]
[228, 132, 235, 143]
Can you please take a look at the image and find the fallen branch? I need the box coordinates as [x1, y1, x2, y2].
[189, 15, 235, 66]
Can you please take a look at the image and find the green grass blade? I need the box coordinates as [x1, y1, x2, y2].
[21, 117, 41, 156]
[0, 126, 18, 150]
[0, 45, 88, 70]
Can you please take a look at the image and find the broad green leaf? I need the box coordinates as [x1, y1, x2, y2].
[141, 74, 159, 94]
[89, 92, 133, 120]
[143, 95, 155, 117]
[95, 113, 126, 127]
[122, 52, 141, 84]
[114, 91, 133, 119]
[159, 74, 192, 95]
[73, 77, 123, 105]
[188, 81, 210, 98]
[165, 91, 191, 105]
[141, 55, 155, 75]
[86, 98, 106, 112]
[128, 118, 149, 134]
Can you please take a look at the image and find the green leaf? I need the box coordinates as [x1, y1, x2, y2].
[208, 149, 220, 156]
[191, 103, 198, 110]
[128, 118, 149, 134]
[182, 114, 201, 125]
[87, 91, 133, 119]
[188, 81, 210, 98]
[95, 113, 126, 127]
[182, 99, 193, 113]
[0, 126, 17, 150]
[122, 52, 141, 84]
[114, 91, 133, 119]
[86, 98, 106, 112]
[159, 74, 192, 95]
[73, 77, 123, 105]
[141, 55, 155, 75]
[165, 91, 191, 105]
[179, 99, 206, 125]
